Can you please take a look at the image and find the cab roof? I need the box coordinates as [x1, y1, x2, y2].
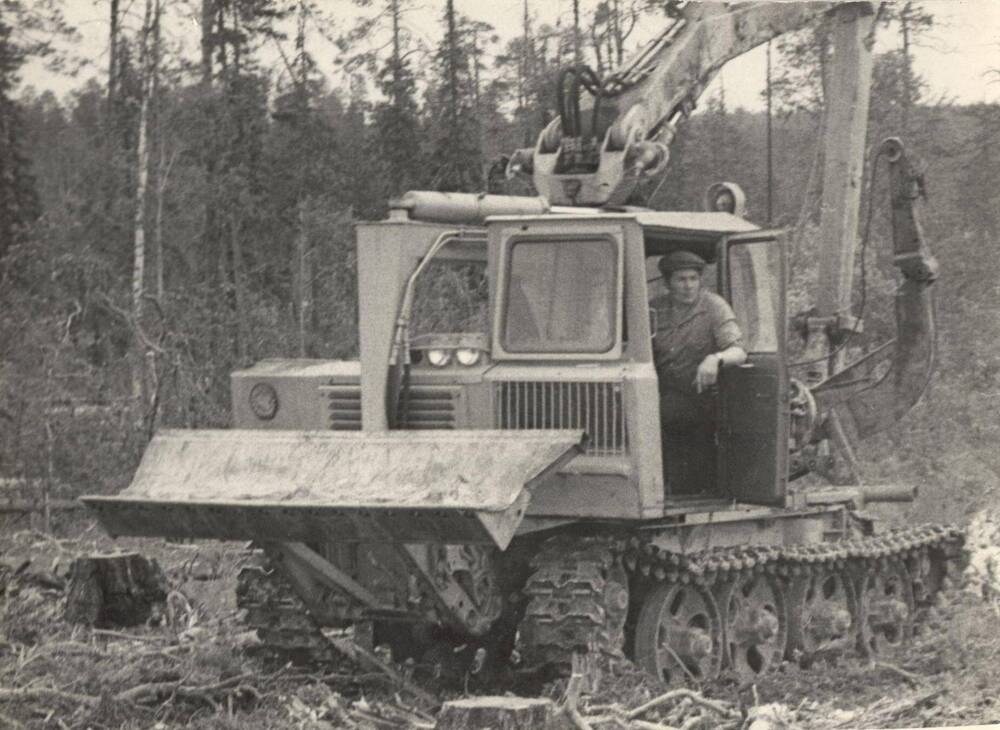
[486, 209, 763, 261]
[632, 211, 759, 235]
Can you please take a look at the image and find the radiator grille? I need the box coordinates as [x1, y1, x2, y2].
[493, 381, 627, 456]
[324, 383, 459, 430]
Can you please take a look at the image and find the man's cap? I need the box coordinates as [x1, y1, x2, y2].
[659, 250, 706, 275]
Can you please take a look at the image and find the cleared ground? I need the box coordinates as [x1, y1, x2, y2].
[0, 517, 996, 729]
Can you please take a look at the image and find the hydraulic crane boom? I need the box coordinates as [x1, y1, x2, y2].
[507, 2, 874, 208]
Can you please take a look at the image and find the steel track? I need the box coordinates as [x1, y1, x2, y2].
[234, 524, 964, 676]
[518, 523, 964, 671]
[236, 558, 337, 664]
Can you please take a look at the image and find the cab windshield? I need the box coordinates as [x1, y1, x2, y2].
[502, 238, 618, 353]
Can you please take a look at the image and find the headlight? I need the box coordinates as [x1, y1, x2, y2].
[713, 190, 735, 212]
[249, 383, 279, 420]
[426, 349, 452, 367]
[455, 348, 481, 366]
[704, 182, 746, 216]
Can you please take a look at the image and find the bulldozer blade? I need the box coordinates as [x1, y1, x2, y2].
[81, 428, 584, 549]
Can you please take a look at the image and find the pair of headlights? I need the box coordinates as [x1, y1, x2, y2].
[424, 348, 482, 368]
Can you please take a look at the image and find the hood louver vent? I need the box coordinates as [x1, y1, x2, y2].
[323, 383, 459, 431]
[398, 386, 459, 429]
[324, 384, 362, 431]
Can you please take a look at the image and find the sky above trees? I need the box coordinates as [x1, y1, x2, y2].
[19, 0, 1000, 111]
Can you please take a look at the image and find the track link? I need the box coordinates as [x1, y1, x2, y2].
[517, 535, 629, 667]
[236, 554, 336, 665]
[622, 524, 965, 587]
[623, 523, 964, 679]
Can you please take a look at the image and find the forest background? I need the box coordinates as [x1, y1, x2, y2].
[1, 0, 999, 528]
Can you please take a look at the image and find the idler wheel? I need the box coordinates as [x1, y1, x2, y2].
[633, 582, 723, 685]
[714, 572, 787, 680]
[909, 548, 947, 608]
[786, 567, 858, 664]
[857, 559, 915, 656]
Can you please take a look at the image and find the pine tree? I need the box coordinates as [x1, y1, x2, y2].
[0, 12, 40, 268]
[882, 2, 933, 136]
[426, 0, 483, 192]
[371, 0, 424, 198]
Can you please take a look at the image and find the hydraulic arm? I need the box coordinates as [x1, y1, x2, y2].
[811, 138, 938, 442]
[507, 2, 873, 207]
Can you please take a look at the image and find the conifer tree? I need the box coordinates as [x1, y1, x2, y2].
[372, 0, 424, 198]
[426, 0, 483, 192]
[0, 10, 40, 268]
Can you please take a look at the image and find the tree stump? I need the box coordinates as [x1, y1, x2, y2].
[65, 553, 168, 627]
[435, 697, 554, 730]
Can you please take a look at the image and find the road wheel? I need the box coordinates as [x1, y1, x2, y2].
[633, 582, 723, 685]
[715, 572, 787, 680]
[857, 559, 914, 656]
[786, 566, 858, 665]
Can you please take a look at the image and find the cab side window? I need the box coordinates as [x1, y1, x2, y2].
[726, 242, 779, 353]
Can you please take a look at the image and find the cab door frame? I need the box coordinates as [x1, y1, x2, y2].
[716, 230, 789, 506]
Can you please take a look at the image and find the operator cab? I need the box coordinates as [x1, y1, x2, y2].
[373, 191, 789, 520]
[485, 206, 788, 512]
[640, 212, 788, 505]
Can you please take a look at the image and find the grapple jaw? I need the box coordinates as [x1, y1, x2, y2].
[82, 429, 584, 550]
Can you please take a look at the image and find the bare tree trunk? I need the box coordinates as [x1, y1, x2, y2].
[230, 217, 249, 363]
[133, 0, 154, 315]
[104, 0, 121, 217]
[900, 1, 912, 136]
[202, 1, 220, 288]
[131, 0, 154, 401]
[295, 205, 312, 357]
[152, 0, 164, 303]
[613, 0, 624, 66]
[765, 40, 774, 225]
[108, 0, 119, 114]
[591, 22, 604, 75]
[232, 2, 242, 75]
[572, 0, 581, 65]
[154, 148, 176, 303]
[445, 0, 459, 142]
[520, 0, 532, 144]
[201, 0, 214, 86]
[42, 381, 54, 534]
[391, 0, 401, 90]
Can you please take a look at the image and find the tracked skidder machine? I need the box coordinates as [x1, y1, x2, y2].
[84, 2, 964, 684]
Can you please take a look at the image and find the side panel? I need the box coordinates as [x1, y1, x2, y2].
[231, 360, 360, 430]
[356, 221, 479, 432]
[622, 223, 664, 517]
[718, 232, 788, 506]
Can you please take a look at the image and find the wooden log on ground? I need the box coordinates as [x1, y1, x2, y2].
[65, 553, 167, 627]
[435, 697, 554, 730]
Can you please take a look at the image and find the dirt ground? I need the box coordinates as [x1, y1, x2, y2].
[1, 513, 997, 730]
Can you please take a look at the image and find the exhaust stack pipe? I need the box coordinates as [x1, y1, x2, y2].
[389, 190, 550, 225]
